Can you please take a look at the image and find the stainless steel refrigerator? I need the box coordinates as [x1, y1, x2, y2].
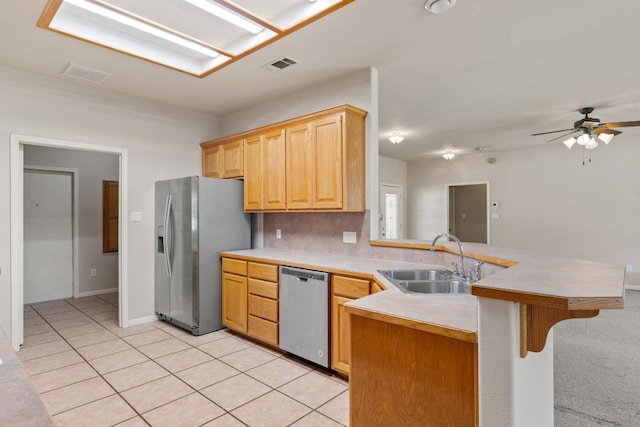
[155, 176, 251, 335]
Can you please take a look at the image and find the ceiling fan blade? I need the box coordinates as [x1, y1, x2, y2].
[546, 130, 580, 143]
[531, 128, 576, 136]
[593, 128, 622, 136]
[601, 121, 640, 128]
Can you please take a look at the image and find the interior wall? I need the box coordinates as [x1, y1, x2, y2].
[407, 141, 640, 269]
[0, 66, 221, 335]
[379, 155, 408, 238]
[24, 146, 119, 295]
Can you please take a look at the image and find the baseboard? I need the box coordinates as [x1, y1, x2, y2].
[127, 315, 160, 327]
[625, 284, 640, 291]
[75, 287, 118, 298]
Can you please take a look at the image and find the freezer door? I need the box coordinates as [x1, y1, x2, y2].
[155, 177, 196, 330]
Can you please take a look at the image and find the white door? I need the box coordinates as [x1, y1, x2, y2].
[379, 184, 403, 239]
[24, 170, 73, 303]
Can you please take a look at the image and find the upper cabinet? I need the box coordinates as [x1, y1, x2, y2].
[201, 104, 367, 213]
[201, 138, 243, 179]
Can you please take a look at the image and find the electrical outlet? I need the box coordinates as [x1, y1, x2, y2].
[627, 264, 633, 272]
[90, 268, 97, 277]
[276, 229, 282, 239]
[343, 231, 357, 244]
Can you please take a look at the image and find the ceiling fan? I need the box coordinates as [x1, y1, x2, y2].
[531, 107, 640, 149]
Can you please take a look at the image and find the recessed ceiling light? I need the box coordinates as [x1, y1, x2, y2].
[425, 0, 457, 14]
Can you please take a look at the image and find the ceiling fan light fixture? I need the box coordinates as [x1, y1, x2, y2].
[442, 151, 456, 160]
[597, 133, 615, 144]
[562, 137, 577, 149]
[388, 132, 405, 144]
[425, 0, 456, 14]
[576, 133, 591, 146]
[585, 137, 599, 150]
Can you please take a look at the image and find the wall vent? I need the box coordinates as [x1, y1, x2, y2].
[62, 63, 112, 84]
[261, 57, 299, 72]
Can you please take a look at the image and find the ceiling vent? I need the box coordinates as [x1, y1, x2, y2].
[62, 63, 112, 84]
[261, 57, 299, 72]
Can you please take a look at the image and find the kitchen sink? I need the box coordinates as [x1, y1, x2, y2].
[377, 268, 451, 281]
[378, 269, 470, 295]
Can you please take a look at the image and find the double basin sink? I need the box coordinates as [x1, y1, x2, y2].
[378, 268, 470, 295]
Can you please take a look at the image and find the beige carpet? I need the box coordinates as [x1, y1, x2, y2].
[554, 289, 640, 426]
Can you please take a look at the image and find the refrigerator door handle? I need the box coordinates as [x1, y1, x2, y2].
[163, 194, 173, 278]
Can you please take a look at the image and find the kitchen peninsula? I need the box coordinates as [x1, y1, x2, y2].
[221, 241, 624, 427]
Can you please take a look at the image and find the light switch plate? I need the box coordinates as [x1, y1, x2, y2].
[343, 231, 357, 244]
[130, 211, 142, 222]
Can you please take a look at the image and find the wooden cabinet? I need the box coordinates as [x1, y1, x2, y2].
[243, 130, 286, 211]
[201, 104, 367, 212]
[286, 115, 344, 210]
[331, 275, 371, 376]
[221, 257, 280, 347]
[247, 262, 279, 346]
[222, 258, 248, 333]
[202, 139, 244, 179]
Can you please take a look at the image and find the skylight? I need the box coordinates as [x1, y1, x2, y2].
[37, 0, 353, 77]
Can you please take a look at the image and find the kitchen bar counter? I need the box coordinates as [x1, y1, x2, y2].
[222, 244, 625, 345]
[0, 331, 53, 427]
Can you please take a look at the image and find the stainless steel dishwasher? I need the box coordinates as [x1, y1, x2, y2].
[279, 266, 330, 368]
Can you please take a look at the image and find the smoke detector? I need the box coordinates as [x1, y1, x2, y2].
[62, 63, 111, 83]
[261, 57, 299, 72]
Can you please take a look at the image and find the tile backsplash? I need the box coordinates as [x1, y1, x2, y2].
[262, 210, 505, 277]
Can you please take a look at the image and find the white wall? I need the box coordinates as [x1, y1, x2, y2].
[407, 141, 640, 269]
[24, 146, 119, 295]
[0, 66, 221, 337]
[379, 155, 408, 238]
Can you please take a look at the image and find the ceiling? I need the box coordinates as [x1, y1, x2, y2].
[2, 0, 640, 162]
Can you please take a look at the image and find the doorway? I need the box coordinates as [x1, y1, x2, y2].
[379, 183, 403, 239]
[10, 134, 129, 351]
[23, 168, 77, 303]
[446, 182, 490, 244]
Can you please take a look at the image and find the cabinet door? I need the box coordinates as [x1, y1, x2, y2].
[286, 123, 313, 209]
[243, 134, 263, 211]
[263, 129, 286, 210]
[222, 272, 247, 333]
[312, 114, 343, 209]
[222, 139, 244, 178]
[331, 294, 353, 375]
[202, 145, 223, 178]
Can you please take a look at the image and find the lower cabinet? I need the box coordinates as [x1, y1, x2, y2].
[331, 275, 371, 376]
[247, 262, 279, 346]
[222, 258, 248, 334]
[221, 257, 279, 347]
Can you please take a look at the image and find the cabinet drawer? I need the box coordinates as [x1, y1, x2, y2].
[248, 294, 278, 322]
[248, 315, 278, 346]
[332, 275, 370, 299]
[222, 258, 247, 276]
[248, 262, 278, 282]
[371, 281, 386, 294]
[248, 278, 278, 299]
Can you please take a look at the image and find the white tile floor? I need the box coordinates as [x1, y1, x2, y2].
[20, 293, 349, 427]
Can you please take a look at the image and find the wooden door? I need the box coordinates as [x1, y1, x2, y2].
[331, 294, 353, 375]
[222, 139, 244, 178]
[286, 123, 313, 209]
[262, 129, 286, 210]
[243, 134, 263, 211]
[103, 180, 119, 253]
[202, 144, 222, 178]
[222, 272, 247, 333]
[312, 115, 343, 209]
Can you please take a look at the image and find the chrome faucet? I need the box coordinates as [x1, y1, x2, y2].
[431, 233, 466, 278]
[430, 233, 485, 283]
